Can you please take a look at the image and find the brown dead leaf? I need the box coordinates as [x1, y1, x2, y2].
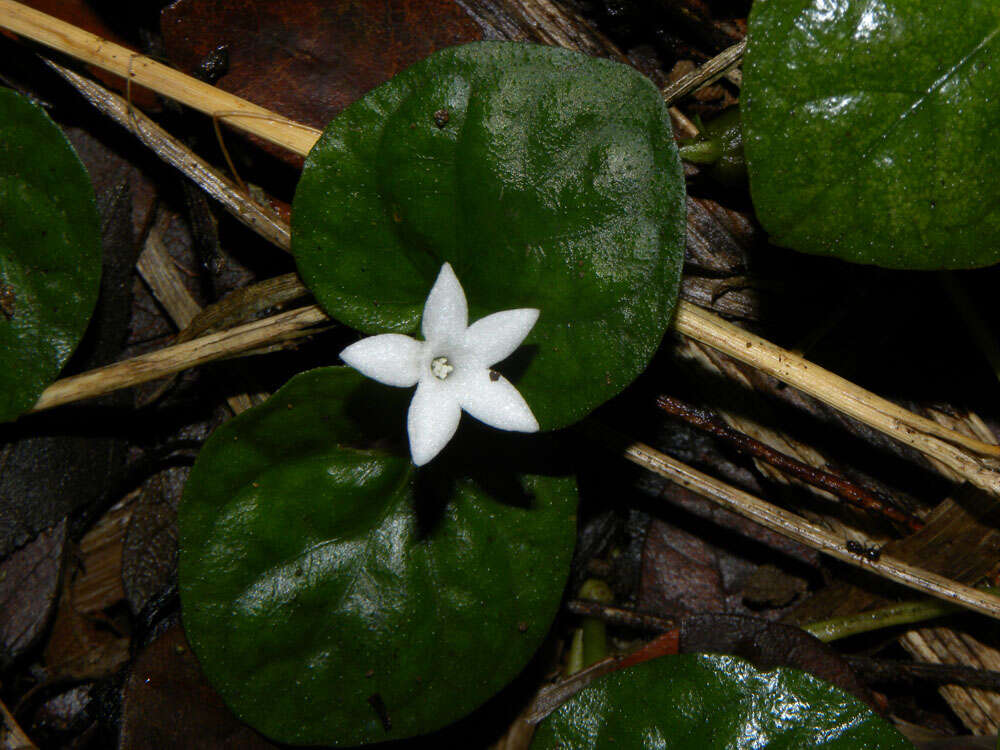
[42, 581, 130, 681]
[31, 684, 93, 737]
[122, 468, 186, 615]
[678, 613, 875, 709]
[42, 501, 135, 680]
[17, 0, 160, 110]
[640, 516, 730, 617]
[0, 520, 66, 665]
[119, 623, 278, 749]
[160, 0, 484, 164]
[638, 482, 816, 621]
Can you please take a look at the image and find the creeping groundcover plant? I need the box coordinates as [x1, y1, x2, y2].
[180, 41, 686, 746]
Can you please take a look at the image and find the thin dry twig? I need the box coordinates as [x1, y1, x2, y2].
[657, 394, 925, 532]
[905, 628, 1000, 734]
[31, 306, 330, 413]
[662, 38, 746, 107]
[524, 656, 624, 725]
[176, 274, 310, 343]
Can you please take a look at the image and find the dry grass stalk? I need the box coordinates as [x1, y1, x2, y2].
[905, 628, 1000, 734]
[31, 306, 329, 413]
[662, 39, 745, 106]
[136, 220, 202, 329]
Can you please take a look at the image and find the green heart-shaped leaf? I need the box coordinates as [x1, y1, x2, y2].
[742, 0, 1000, 269]
[532, 654, 912, 749]
[180, 367, 577, 745]
[292, 41, 686, 429]
[0, 89, 102, 420]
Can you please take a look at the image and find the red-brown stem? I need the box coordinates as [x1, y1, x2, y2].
[656, 394, 925, 534]
[616, 630, 682, 670]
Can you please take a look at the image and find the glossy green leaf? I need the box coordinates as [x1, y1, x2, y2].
[180, 367, 577, 745]
[532, 654, 912, 749]
[292, 41, 686, 429]
[0, 89, 102, 420]
[742, 0, 1000, 269]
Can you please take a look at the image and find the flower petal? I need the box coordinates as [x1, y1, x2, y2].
[407, 380, 462, 465]
[464, 308, 539, 367]
[340, 334, 422, 387]
[421, 262, 467, 343]
[459, 368, 539, 433]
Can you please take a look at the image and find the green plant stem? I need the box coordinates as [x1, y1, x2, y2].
[804, 585, 1000, 642]
[678, 139, 722, 164]
[566, 629, 585, 676]
[578, 580, 614, 669]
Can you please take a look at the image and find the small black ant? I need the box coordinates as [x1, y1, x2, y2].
[845, 539, 882, 562]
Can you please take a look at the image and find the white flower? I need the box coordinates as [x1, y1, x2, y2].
[340, 263, 540, 465]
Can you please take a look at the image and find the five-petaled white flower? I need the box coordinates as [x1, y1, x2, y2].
[340, 263, 540, 466]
